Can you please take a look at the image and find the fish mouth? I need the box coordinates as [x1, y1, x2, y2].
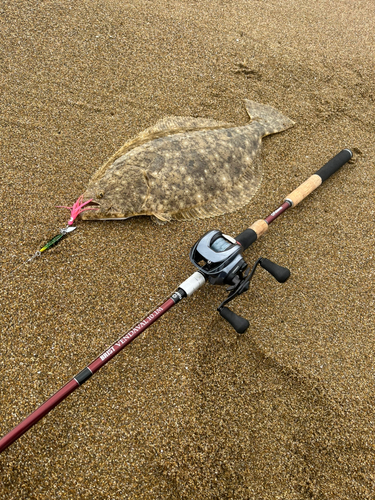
[79, 199, 102, 220]
[80, 199, 130, 220]
[84, 200, 101, 208]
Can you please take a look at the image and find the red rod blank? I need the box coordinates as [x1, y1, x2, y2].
[0, 297, 176, 453]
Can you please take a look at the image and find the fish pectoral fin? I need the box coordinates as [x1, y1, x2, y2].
[151, 213, 172, 225]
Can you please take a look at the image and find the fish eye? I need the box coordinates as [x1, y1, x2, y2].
[97, 191, 104, 199]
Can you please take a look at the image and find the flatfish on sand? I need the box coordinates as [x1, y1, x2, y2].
[81, 100, 294, 222]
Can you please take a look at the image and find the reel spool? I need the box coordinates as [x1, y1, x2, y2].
[189, 230, 290, 333]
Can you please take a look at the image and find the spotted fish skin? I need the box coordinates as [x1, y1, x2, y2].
[81, 100, 294, 221]
[141, 125, 261, 217]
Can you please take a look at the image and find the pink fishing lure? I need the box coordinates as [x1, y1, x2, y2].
[57, 195, 98, 225]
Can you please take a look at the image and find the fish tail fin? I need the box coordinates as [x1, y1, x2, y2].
[245, 100, 295, 136]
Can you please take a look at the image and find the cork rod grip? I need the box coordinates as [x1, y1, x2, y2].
[285, 149, 353, 207]
[284, 174, 322, 207]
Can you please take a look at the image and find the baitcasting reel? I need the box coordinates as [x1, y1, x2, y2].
[189, 230, 290, 333]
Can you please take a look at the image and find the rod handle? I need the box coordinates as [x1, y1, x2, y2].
[285, 149, 352, 207]
[235, 228, 257, 250]
[219, 307, 249, 334]
[236, 219, 269, 250]
[315, 148, 353, 182]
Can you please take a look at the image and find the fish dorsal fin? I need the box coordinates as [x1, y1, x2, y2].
[171, 156, 263, 221]
[151, 116, 234, 132]
[90, 116, 234, 183]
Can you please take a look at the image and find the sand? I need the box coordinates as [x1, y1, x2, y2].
[0, 0, 374, 498]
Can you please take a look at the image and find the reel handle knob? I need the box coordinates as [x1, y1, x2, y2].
[260, 258, 290, 283]
[218, 307, 249, 334]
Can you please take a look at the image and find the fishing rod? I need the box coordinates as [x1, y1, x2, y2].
[0, 148, 353, 454]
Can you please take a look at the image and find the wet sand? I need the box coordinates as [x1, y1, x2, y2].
[1, 0, 374, 498]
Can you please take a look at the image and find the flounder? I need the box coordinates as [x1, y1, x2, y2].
[81, 100, 294, 222]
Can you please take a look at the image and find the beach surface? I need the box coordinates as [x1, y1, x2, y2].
[1, 0, 374, 498]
